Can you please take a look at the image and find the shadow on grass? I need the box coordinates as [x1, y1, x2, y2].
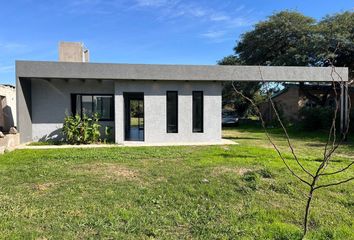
[223, 136, 263, 140]
[224, 121, 354, 145]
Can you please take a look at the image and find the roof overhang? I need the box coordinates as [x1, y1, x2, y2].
[16, 61, 348, 82]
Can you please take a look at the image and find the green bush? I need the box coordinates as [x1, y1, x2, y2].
[62, 113, 101, 144]
[242, 171, 260, 190]
[299, 106, 335, 131]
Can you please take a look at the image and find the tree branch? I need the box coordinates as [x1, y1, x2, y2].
[231, 81, 311, 186]
[259, 67, 314, 178]
[319, 161, 354, 176]
[314, 177, 354, 190]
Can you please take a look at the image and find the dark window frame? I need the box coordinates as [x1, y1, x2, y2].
[71, 93, 114, 121]
[166, 91, 178, 133]
[192, 91, 204, 133]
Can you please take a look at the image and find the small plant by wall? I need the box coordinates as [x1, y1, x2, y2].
[62, 113, 101, 144]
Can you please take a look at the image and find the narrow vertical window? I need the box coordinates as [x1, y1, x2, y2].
[166, 91, 178, 133]
[193, 91, 203, 133]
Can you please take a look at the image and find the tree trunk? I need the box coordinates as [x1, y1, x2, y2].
[303, 187, 314, 238]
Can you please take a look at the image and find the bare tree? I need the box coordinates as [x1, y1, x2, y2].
[231, 65, 353, 238]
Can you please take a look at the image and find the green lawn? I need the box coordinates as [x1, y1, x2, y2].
[0, 126, 353, 239]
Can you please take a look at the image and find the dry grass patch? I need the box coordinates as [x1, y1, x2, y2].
[32, 182, 56, 192]
[212, 166, 254, 176]
[73, 163, 140, 181]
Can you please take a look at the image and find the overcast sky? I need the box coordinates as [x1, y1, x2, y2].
[0, 0, 352, 85]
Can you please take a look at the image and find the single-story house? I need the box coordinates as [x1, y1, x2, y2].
[259, 83, 354, 123]
[0, 84, 16, 132]
[16, 43, 348, 144]
[16, 62, 348, 145]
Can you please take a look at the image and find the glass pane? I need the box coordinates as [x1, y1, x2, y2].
[193, 91, 203, 132]
[101, 96, 112, 119]
[93, 96, 102, 117]
[75, 95, 81, 116]
[130, 100, 139, 127]
[167, 91, 178, 133]
[82, 95, 93, 117]
[93, 96, 112, 119]
[138, 100, 144, 129]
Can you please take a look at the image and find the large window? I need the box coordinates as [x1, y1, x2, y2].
[166, 91, 178, 133]
[192, 91, 203, 133]
[71, 94, 114, 121]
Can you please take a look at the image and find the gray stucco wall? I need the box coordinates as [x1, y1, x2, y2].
[31, 78, 115, 141]
[114, 80, 222, 144]
[17, 77, 32, 143]
[16, 61, 348, 82]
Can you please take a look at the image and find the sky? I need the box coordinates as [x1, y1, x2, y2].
[0, 0, 352, 85]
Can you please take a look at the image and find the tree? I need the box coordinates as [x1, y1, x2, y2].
[231, 66, 353, 238]
[220, 11, 318, 115]
[221, 10, 354, 112]
[317, 11, 354, 78]
[236, 11, 318, 66]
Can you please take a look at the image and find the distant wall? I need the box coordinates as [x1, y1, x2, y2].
[0, 85, 16, 132]
[259, 86, 300, 122]
[59, 42, 89, 62]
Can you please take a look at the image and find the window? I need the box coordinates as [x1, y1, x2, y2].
[166, 91, 178, 133]
[192, 91, 203, 132]
[71, 94, 114, 121]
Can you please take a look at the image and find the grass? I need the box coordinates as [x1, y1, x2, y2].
[0, 125, 353, 239]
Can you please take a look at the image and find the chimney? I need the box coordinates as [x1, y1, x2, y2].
[58, 41, 89, 62]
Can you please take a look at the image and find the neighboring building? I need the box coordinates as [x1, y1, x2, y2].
[259, 84, 354, 123]
[16, 42, 348, 144]
[0, 84, 16, 132]
[59, 41, 89, 62]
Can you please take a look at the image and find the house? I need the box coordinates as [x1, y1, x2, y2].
[259, 83, 354, 123]
[0, 84, 16, 132]
[16, 42, 348, 144]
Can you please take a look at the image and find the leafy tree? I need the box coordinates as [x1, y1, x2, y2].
[317, 11, 354, 77]
[236, 11, 318, 66]
[220, 10, 354, 112]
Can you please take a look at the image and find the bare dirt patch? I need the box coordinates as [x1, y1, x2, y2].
[212, 166, 254, 176]
[74, 163, 140, 181]
[32, 183, 56, 191]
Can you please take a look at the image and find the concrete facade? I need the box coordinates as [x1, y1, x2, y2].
[18, 77, 221, 144]
[0, 84, 16, 132]
[31, 78, 114, 141]
[114, 80, 222, 144]
[16, 61, 349, 144]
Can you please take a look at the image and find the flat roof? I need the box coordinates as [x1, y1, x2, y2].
[16, 60, 348, 82]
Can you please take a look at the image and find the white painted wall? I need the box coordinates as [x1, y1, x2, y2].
[31, 79, 114, 141]
[114, 80, 222, 144]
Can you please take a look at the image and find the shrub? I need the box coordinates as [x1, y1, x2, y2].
[242, 171, 260, 190]
[62, 113, 101, 144]
[299, 106, 334, 131]
[104, 126, 114, 143]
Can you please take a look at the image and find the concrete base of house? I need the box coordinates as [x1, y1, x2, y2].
[17, 139, 237, 150]
[121, 139, 237, 147]
[0, 133, 20, 154]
